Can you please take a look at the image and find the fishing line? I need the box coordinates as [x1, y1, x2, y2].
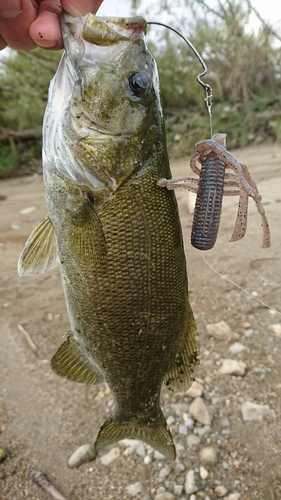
[148, 21, 213, 135]
[201, 251, 281, 317]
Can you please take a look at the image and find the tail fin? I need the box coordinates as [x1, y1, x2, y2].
[94, 412, 176, 460]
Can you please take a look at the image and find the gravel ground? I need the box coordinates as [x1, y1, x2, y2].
[0, 143, 281, 500]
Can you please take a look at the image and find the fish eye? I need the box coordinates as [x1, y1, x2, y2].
[128, 72, 149, 97]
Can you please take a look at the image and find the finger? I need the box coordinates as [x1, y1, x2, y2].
[0, 34, 7, 50]
[0, 0, 22, 19]
[61, 0, 104, 17]
[29, 1, 63, 49]
[0, 0, 37, 50]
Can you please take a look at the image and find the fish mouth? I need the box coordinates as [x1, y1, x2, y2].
[62, 13, 147, 50]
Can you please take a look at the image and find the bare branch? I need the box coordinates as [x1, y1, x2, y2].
[29, 470, 68, 500]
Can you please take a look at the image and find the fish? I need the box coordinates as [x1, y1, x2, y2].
[18, 13, 199, 462]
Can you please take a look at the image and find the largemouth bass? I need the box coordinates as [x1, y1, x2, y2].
[18, 13, 199, 461]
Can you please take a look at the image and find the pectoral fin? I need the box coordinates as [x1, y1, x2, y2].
[51, 332, 104, 385]
[94, 412, 175, 460]
[164, 303, 200, 392]
[18, 216, 58, 276]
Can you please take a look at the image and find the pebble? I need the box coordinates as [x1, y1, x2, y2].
[228, 342, 246, 355]
[219, 359, 247, 376]
[195, 425, 211, 437]
[100, 447, 120, 465]
[154, 450, 166, 460]
[68, 444, 96, 469]
[215, 485, 228, 497]
[126, 482, 143, 496]
[159, 466, 171, 478]
[178, 424, 188, 435]
[144, 455, 152, 465]
[268, 323, 281, 336]
[185, 469, 200, 495]
[199, 465, 209, 480]
[167, 415, 176, 426]
[206, 320, 232, 341]
[186, 380, 204, 398]
[189, 397, 212, 425]
[199, 445, 218, 468]
[183, 416, 195, 427]
[187, 434, 201, 448]
[20, 206, 36, 215]
[136, 442, 146, 457]
[173, 484, 183, 496]
[241, 401, 275, 422]
[155, 493, 176, 500]
[227, 493, 241, 500]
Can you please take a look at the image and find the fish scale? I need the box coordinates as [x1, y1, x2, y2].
[18, 13, 199, 464]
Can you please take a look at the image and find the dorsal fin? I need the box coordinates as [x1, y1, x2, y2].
[51, 332, 104, 385]
[18, 216, 58, 276]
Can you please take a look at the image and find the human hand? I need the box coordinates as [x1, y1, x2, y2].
[0, 0, 104, 51]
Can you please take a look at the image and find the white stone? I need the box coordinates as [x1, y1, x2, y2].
[189, 397, 212, 425]
[219, 359, 247, 376]
[20, 206, 36, 215]
[199, 445, 218, 468]
[173, 484, 183, 496]
[186, 380, 204, 398]
[136, 442, 146, 457]
[126, 482, 143, 496]
[206, 320, 232, 341]
[215, 485, 228, 497]
[228, 342, 246, 355]
[144, 455, 152, 465]
[100, 447, 120, 465]
[154, 450, 166, 460]
[268, 323, 281, 336]
[68, 444, 96, 469]
[155, 492, 176, 500]
[199, 465, 209, 480]
[185, 470, 199, 495]
[241, 401, 275, 422]
[227, 493, 241, 500]
[187, 433, 201, 448]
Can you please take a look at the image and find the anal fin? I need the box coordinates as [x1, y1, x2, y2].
[18, 216, 58, 276]
[51, 332, 103, 385]
[164, 302, 200, 392]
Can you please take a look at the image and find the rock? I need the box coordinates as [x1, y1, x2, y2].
[227, 493, 241, 500]
[144, 455, 152, 465]
[68, 444, 96, 468]
[228, 342, 246, 355]
[195, 425, 211, 437]
[215, 485, 228, 497]
[126, 482, 143, 496]
[20, 206, 36, 215]
[154, 450, 166, 460]
[241, 401, 275, 422]
[166, 415, 176, 426]
[189, 397, 212, 425]
[178, 424, 188, 435]
[155, 493, 176, 500]
[199, 445, 218, 468]
[186, 380, 204, 398]
[187, 434, 201, 448]
[219, 359, 247, 376]
[268, 323, 281, 336]
[185, 469, 200, 495]
[173, 484, 183, 496]
[100, 447, 120, 465]
[206, 320, 232, 341]
[159, 466, 171, 478]
[183, 416, 195, 427]
[199, 465, 209, 480]
[136, 442, 146, 457]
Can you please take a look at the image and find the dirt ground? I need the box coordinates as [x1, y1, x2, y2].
[0, 143, 281, 500]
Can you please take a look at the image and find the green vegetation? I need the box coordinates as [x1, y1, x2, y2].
[0, 0, 280, 175]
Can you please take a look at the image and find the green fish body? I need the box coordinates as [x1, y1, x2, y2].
[18, 14, 199, 461]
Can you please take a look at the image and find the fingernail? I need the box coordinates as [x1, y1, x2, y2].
[0, 1, 22, 19]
